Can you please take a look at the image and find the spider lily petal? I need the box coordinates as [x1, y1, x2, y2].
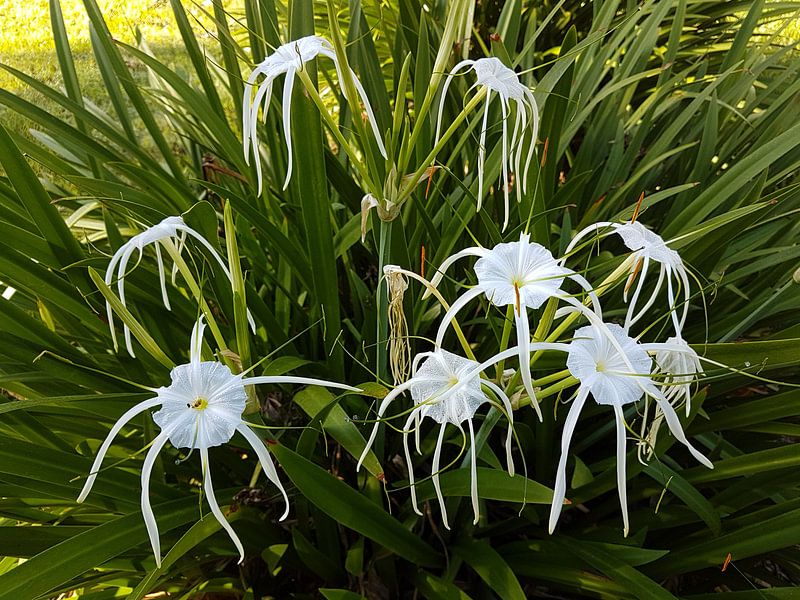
[397, 409, 422, 517]
[613, 404, 630, 536]
[78, 317, 355, 564]
[201, 445, 245, 564]
[281, 68, 296, 190]
[548, 386, 589, 534]
[76, 396, 163, 503]
[482, 379, 516, 476]
[356, 380, 415, 472]
[467, 418, 480, 523]
[245, 375, 361, 392]
[141, 426, 173, 567]
[431, 422, 450, 529]
[236, 423, 290, 519]
[243, 35, 386, 193]
[435, 57, 539, 228]
[425, 246, 489, 295]
[104, 216, 255, 356]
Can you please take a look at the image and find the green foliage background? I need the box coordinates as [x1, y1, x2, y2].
[0, 0, 799, 598]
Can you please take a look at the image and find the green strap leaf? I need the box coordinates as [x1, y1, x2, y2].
[293, 387, 383, 477]
[88, 267, 175, 369]
[412, 466, 553, 504]
[0, 123, 83, 266]
[454, 537, 526, 600]
[0, 498, 200, 600]
[270, 443, 441, 567]
[552, 537, 680, 600]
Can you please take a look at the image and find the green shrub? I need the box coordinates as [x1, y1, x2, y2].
[0, 0, 799, 598]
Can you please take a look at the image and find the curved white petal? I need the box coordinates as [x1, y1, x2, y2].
[435, 59, 475, 146]
[499, 95, 510, 231]
[141, 427, 173, 568]
[477, 89, 491, 212]
[432, 423, 450, 530]
[654, 393, 713, 469]
[425, 246, 488, 294]
[467, 418, 480, 524]
[434, 286, 485, 349]
[483, 380, 515, 476]
[76, 397, 163, 503]
[250, 79, 273, 196]
[629, 262, 666, 326]
[402, 409, 423, 516]
[549, 387, 588, 534]
[242, 64, 270, 163]
[116, 244, 140, 357]
[512, 98, 525, 201]
[665, 264, 682, 335]
[522, 88, 539, 190]
[237, 424, 290, 520]
[244, 375, 361, 393]
[201, 446, 245, 563]
[190, 315, 206, 367]
[154, 242, 171, 311]
[624, 255, 650, 331]
[356, 380, 414, 471]
[677, 264, 691, 333]
[562, 221, 614, 261]
[515, 307, 542, 420]
[104, 241, 131, 353]
[614, 404, 630, 537]
[350, 68, 387, 158]
[566, 271, 603, 319]
[281, 69, 296, 190]
[171, 231, 186, 286]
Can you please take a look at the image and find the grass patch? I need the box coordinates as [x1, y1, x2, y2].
[0, 0, 219, 142]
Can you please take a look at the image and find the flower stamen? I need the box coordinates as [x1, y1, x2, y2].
[190, 397, 209, 411]
[625, 257, 644, 294]
[631, 191, 645, 223]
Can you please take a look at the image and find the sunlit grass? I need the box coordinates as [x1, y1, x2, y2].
[0, 0, 218, 141]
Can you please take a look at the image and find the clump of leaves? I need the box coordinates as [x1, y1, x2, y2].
[0, 1, 799, 599]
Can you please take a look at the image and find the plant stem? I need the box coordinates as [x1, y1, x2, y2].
[397, 89, 486, 204]
[495, 305, 515, 384]
[376, 218, 392, 381]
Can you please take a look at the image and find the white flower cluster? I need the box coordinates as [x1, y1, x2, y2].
[360, 220, 713, 536]
[81, 36, 715, 568]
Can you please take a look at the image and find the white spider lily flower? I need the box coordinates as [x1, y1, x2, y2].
[564, 220, 690, 338]
[637, 337, 704, 462]
[77, 317, 359, 567]
[357, 349, 516, 529]
[653, 336, 703, 415]
[435, 57, 539, 230]
[549, 323, 712, 537]
[243, 35, 387, 194]
[105, 215, 255, 357]
[428, 233, 601, 419]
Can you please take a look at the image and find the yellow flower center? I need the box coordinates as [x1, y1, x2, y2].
[189, 397, 208, 410]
